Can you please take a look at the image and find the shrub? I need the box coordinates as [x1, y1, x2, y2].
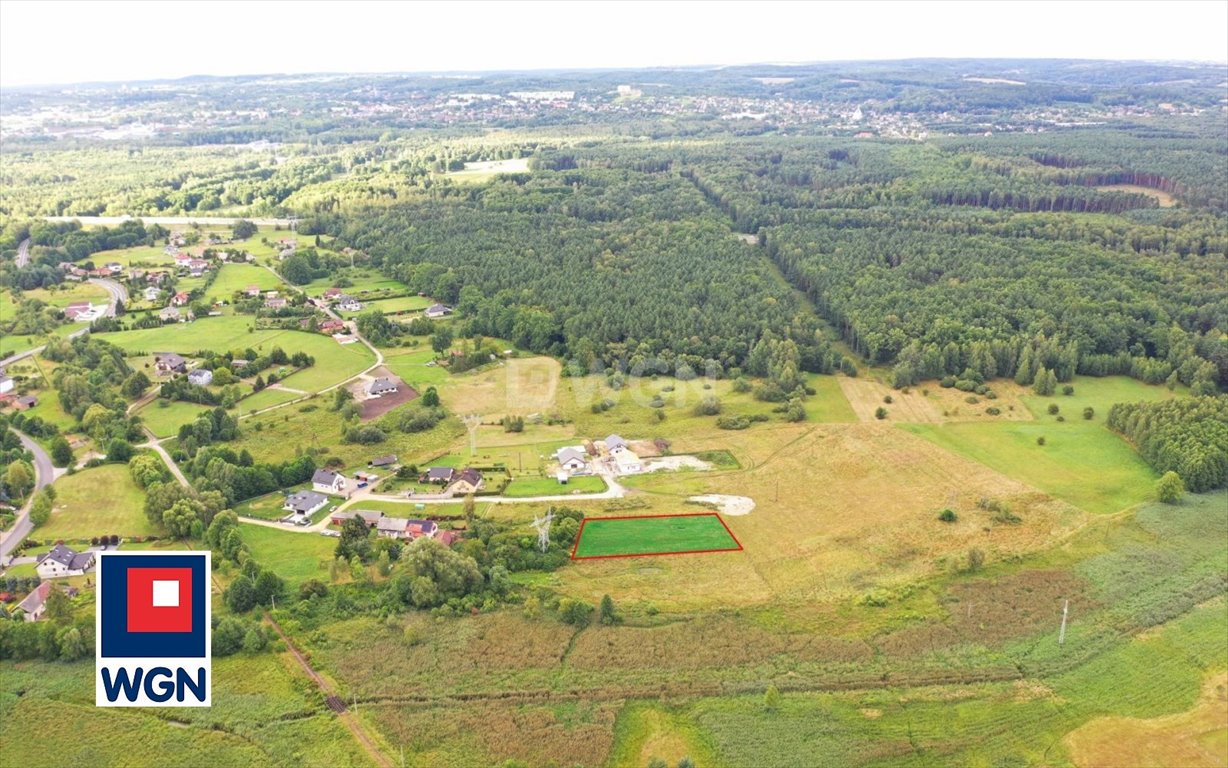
[874, 407, 888, 420]
[1156, 471, 1185, 504]
[938, 508, 957, 523]
[1083, 406, 1095, 420]
[985, 406, 1001, 415]
[1036, 436, 1046, 446]
[883, 395, 893, 404]
[692, 396, 721, 416]
[1062, 385, 1075, 396]
[1047, 403, 1060, 415]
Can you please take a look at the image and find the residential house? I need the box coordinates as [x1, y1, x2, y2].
[312, 469, 347, 495]
[449, 468, 484, 495]
[436, 530, 461, 547]
[105, 262, 123, 274]
[144, 286, 161, 302]
[171, 291, 191, 306]
[231, 359, 250, 371]
[245, 285, 261, 297]
[158, 306, 184, 323]
[64, 302, 102, 322]
[364, 377, 399, 398]
[319, 319, 347, 334]
[555, 446, 588, 473]
[424, 303, 453, 319]
[283, 490, 329, 518]
[265, 297, 288, 310]
[130, 269, 147, 282]
[335, 295, 362, 312]
[13, 395, 37, 411]
[330, 509, 383, 527]
[174, 254, 193, 268]
[147, 271, 168, 285]
[420, 467, 455, 485]
[405, 519, 438, 539]
[36, 544, 96, 579]
[0, 375, 12, 395]
[605, 434, 627, 455]
[154, 353, 188, 375]
[368, 454, 398, 468]
[187, 369, 213, 387]
[613, 450, 643, 475]
[376, 517, 410, 538]
[322, 287, 343, 300]
[16, 582, 53, 622]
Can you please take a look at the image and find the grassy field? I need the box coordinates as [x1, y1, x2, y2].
[22, 281, 110, 309]
[100, 316, 374, 393]
[573, 513, 742, 559]
[381, 346, 451, 387]
[239, 386, 308, 413]
[205, 263, 284, 302]
[300, 268, 406, 298]
[0, 652, 372, 767]
[137, 399, 210, 438]
[902, 376, 1179, 514]
[238, 523, 338, 586]
[336, 295, 431, 318]
[503, 474, 606, 497]
[35, 464, 155, 540]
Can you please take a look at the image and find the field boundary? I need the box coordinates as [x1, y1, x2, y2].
[570, 512, 743, 560]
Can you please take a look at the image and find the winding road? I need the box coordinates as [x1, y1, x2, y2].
[0, 277, 127, 368]
[0, 430, 63, 561]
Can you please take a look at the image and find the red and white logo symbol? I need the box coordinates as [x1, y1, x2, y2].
[126, 567, 193, 634]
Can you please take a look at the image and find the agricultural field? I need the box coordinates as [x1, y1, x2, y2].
[21, 281, 111, 309]
[34, 464, 154, 540]
[572, 513, 742, 559]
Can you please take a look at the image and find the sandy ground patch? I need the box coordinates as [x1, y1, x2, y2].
[840, 377, 944, 423]
[688, 494, 755, 515]
[644, 455, 714, 472]
[1065, 672, 1228, 767]
[1096, 184, 1177, 207]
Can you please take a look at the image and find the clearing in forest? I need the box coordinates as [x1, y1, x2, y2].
[572, 513, 743, 560]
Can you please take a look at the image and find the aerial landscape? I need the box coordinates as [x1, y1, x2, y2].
[0, 1, 1226, 766]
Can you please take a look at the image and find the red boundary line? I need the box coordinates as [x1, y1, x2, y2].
[570, 512, 744, 561]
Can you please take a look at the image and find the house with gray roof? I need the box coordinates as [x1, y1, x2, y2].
[17, 582, 53, 622]
[555, 446, 588, 472]
[420, 467, 455, 485]
[154, 352, 188, 375]
[330, 509, 384, 526]
[604, 434, 627, 454]
[312, 469, 347, 495]
[187, 369, 213, 387]
[283, 490, 329, 517]
[424, 303, 453, 319]
[365, 377, 400, 398]
[36, 544, 95, 579]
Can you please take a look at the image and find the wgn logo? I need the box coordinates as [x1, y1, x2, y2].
[96, 552, 211, 707]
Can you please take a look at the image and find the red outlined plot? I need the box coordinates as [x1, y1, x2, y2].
[570, 512, 743, 560]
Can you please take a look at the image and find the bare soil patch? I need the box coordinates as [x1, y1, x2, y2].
[1096, 184, 1177, 207]
[688, 494, 754, 515]
[355, 368, 418, 420]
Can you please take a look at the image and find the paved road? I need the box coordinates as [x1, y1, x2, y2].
[88, 277, 128, 315]
[140, 428, 191, 488]
[0, 429, 64, 561]
[14, 238, 30, 268]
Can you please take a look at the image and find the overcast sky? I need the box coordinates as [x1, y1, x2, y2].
[2, 0, 1225, 87]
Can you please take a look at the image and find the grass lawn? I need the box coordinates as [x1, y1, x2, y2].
[37, 464, 155, 540]
[137, 399, 210, 438]
[504, 475, 606, 497]
[381, 346, 451, 387]
[237, 523, 337, 585]
[572, 513, 742, 559]
[205, 263, 283, 302]
[239, 387, 307, 413]
[300, 267, 406, 297]
[101, 316, 374, 392]
[902, 376, 1181, 515]
[22, 282, 110, 309]
[336, 295, 432, 318]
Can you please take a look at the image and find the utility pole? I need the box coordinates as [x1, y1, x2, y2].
[1058, 599, 1069, 645]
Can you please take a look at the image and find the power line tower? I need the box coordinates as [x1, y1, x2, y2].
[462, 414, 481, 456]
[531, 511, 554, 553]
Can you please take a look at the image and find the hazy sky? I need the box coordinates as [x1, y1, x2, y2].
[2, 0, 1225, 87]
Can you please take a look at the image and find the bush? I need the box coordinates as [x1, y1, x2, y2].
[1047, 403, 1060, 415]
[985, 406, 1001, 415]
[874, 407, 888, 420]
[1036, 436, 1046, 446]
[1062, 385, 1075, 396]
[883, 395, 893, 404]
[938, 508, 957, 523]
[693, 396, 721, 416]
[1156, 471, 1185, 504]
[1083, 406, 1095, 420]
